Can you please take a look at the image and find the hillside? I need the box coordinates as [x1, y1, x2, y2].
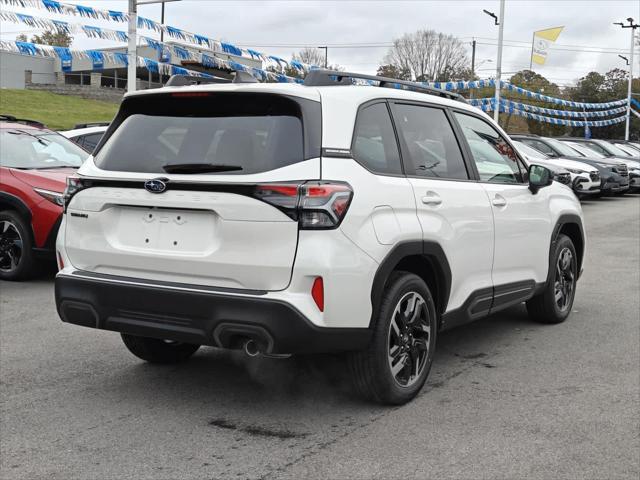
[0, 89, 119, 131]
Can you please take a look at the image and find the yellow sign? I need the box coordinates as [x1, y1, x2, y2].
[531, 26, 564, 65]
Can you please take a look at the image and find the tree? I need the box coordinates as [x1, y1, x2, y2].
[376, 64, 411, 80]
[503, 69, 566, 136]
[567, 69, 639, 139]
[16, 34, 27, 42]
[292, 47, 326, 68]
[383, 29, 469, 82]
[30, 29, 73, 47]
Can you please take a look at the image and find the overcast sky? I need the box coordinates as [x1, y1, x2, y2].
[1, 0, 639, 86]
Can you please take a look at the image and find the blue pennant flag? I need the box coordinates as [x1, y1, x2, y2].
[52, 20, 70, 33]
[173, 46, 190, 60]
[108, 10, 127, 22]
[87, 50, 104, 69]
[76, 5, 97, 18]
[221, 42, 243, 57]
[53, 46, 72, 71]
[113, 52, 128, 66]
[15, 41, 38, 56]
[42, 0, 63, 13]
[145, 58, 159, 74]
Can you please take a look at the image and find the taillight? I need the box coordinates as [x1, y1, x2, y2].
[253, 181, 353, 229]
[311, 277, 324, 311]
[63, 176, 88, 211]
[56, 251, 64, 270]
[299, 182, 352, 229]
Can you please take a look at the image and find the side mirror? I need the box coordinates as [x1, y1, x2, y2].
[528, 164, 553, 194]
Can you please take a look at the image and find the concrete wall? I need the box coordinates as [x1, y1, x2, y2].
[0, 52, 55, 89]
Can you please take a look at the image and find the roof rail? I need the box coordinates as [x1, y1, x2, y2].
[73, 122, 110, 129]
[304, 69, 467, 103]
[165, 71, 258, 87]
[0, 114, 45, 128]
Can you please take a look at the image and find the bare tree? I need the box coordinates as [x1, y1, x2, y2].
[384, 29, 469, 82]
[292, 47, 326, 67]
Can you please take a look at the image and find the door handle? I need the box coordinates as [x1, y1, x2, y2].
[492, 194, 507, 207]
[421, 192, 442, 206]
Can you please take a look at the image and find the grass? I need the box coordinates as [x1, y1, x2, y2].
[0, 89, 119, 131]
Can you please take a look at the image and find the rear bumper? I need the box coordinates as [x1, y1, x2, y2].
[54, 272, 371, 354]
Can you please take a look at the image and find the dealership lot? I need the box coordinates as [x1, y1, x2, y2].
[1, 194, 638, 480]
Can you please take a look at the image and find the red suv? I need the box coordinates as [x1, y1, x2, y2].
[0, 116, 89, 280]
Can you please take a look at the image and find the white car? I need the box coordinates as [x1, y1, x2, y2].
[60, 123, 109, 152]
[512, 140, 600, 196]
[54, 70, 586, 405]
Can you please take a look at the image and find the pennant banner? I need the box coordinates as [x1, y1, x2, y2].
[470, 97, 628, 118]
[0, 40, 304, 84]
[470, 98, 628, 127]
[0, 0, 315, 72]
[424, 78, 628, 109]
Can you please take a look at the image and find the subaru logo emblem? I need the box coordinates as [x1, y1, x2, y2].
[144, 179, 167, 194]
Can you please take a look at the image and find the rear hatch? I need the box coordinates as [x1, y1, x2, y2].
[64, 90, 322, 291]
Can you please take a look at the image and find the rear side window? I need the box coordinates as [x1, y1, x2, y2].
[352, 102, 402, 175]
[94, 93, 320, 175]
[392, 104, 468, 180]
[81, 133, 103, 152]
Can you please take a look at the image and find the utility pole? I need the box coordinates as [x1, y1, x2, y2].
[319, 46, 328, 68]
[127, 0, 137, 92]
[494, 0, 505, 124]
[615, 18, 638, 141]
[470, 39, 476, 99]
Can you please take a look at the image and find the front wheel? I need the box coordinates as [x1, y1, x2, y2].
[0, 211, 38, 281]
[121, 334, 200, 364]
[526, 234, 577, 324]
[348, 272, 437, 405]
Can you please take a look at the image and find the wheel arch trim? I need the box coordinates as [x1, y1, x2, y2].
[370, 241, 452, 327]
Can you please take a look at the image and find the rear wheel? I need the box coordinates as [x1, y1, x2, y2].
[526, 234, 577, 324]
[348, 272, 437, 405]
[0, 211, 38, 281]
[121, 334, 200, 364]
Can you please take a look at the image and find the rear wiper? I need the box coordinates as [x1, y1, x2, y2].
[162, 163, 243, 174]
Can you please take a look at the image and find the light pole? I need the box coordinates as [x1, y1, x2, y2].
[128, 0, 182, 92]
[484, 1, 505, 124]
[614, 18, 638, 141]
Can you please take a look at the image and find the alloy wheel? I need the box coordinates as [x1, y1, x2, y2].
[0, 220, 23, 273]
[387, 291, 431, 387]
[554, 247, 575, 312]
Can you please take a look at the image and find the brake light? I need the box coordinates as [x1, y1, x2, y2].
[253, 181, 353, 229]
[56, 251, 64, 270]
[311, 277, 324, 312]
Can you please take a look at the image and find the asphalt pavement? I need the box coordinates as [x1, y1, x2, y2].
[1, 194, 639, 480]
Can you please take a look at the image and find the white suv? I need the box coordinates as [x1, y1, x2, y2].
[55, 71, 586, 405]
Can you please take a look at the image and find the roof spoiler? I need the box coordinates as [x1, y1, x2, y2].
[304, 69, 467, 103]
[166, 71, 258, 87]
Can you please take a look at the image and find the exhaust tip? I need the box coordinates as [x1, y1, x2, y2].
[243, 339, 261, 357]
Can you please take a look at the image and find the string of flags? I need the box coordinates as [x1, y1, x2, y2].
[0, 0, 312, 72]
[470, 97, 628, 118]
[470, 98, 627, 127]
[424, 79, 628, 109]
[0, 40, 304, 84]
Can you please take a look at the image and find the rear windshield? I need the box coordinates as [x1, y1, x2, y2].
[94, 92, 320, 175]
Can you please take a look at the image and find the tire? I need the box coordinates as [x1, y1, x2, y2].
[526, 234, 577, 324]
[348, 272, 437, 405]
[121, 334, 200, 364]
[0, 210, 38, 281]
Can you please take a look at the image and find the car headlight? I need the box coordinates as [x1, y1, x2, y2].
[565, 168, 586, 174]
[33, 187, 65, 206]
[596, 162, 612, 168]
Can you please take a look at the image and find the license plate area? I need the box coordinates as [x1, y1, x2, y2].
[108, 206, 218, 255]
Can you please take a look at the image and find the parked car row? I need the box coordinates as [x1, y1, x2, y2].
[511, 134, 640, 198]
